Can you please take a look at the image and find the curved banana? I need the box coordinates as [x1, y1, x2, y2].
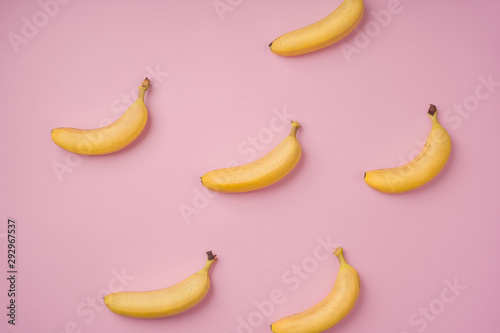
[51, 78, 150, 155]
[104, 251, 217, 319]
[271, 247, 360, 333]
[269, 0, 364, 56]
[201, 121, 302, 193]
[364, 105, 451, 193]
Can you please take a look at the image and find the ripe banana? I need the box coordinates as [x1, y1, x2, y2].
[51, 78, 150, 155]
[271, 247, 360, 333]
[104, 251, 217, 319]
[364, 105, 451, 193]
[201, 121, 302, 193]
[269, 0, 364, 56]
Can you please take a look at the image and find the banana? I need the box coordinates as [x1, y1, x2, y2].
[201, 121, 302, 193]
[51, 78, 150, 155]
[269, 0, 364, 56]
[271, 247, 360, 333]
[364, 105, 451, 193]
[104, 251, 217, 319]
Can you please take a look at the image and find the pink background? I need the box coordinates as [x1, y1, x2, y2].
[1, 0, 500, 332]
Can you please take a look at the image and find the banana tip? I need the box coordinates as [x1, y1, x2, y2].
[428, 104, 437, 116]
[206, 251, 217, 261]
[141, 77, 151, 89]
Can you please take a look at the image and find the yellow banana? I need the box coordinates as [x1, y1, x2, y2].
[364, 105, 451, 193]
[201, 121, 302, 193]
[271, 247, 360, 333]
[269, 0, 364, 56]
[51, 78, 150, 155]
[104, 251, 217, 319]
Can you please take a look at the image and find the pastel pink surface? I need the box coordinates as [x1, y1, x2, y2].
[1, 0, 500, 332]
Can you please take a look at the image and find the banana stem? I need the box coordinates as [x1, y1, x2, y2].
[203, 251, 217, 272]
[137, 77, 150, 101]
[334, 247, 347, 265]
[427, 104, 437, 116]
[289, 121, 301, 137]
[206, 251, 216, 261]
[427, 104, 442, 126]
